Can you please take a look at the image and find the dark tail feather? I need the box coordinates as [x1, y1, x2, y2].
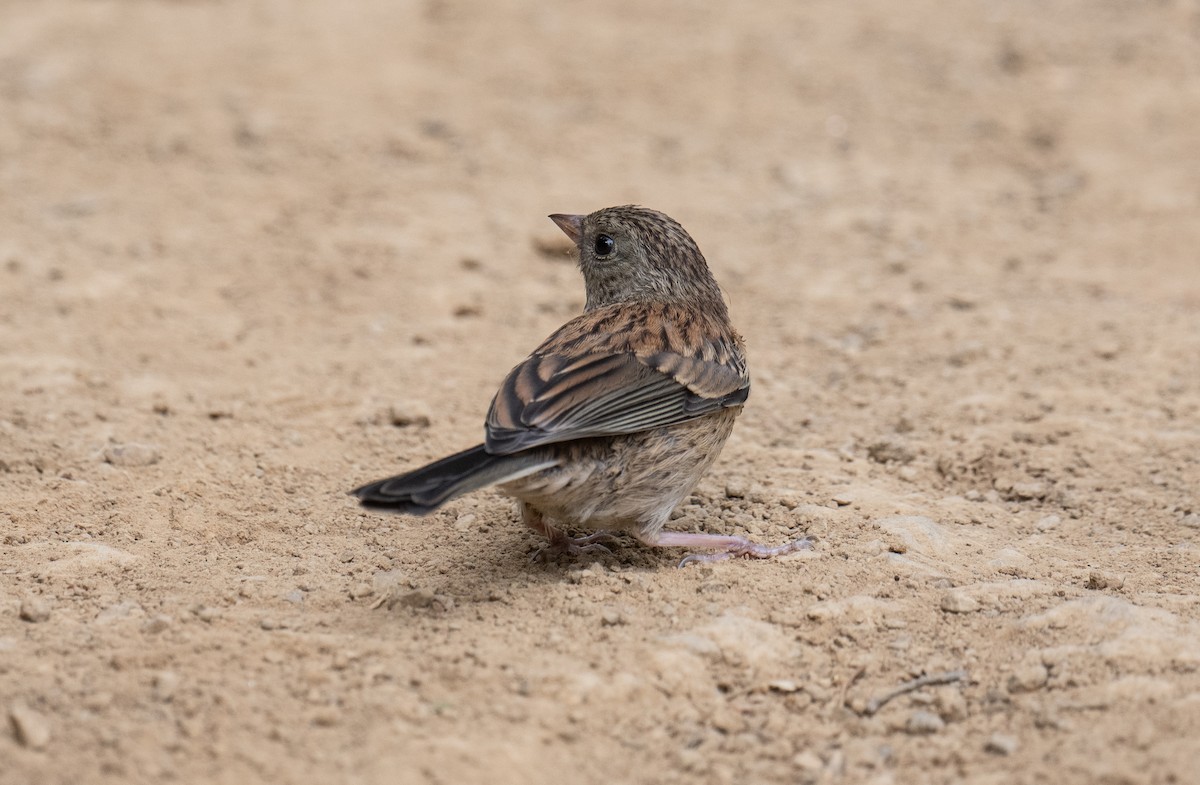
[349, 444, 555, 515]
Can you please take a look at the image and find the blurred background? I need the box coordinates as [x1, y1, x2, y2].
[2, 1, 1198, 783]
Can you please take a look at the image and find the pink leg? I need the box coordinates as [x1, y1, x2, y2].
[520, 503, 617, 561]
[639, 530, 814, 568]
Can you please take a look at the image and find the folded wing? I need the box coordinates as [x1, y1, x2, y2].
[485, 348, 749, 455]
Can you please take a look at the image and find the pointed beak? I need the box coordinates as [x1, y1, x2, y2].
[548, 213, 584, 245]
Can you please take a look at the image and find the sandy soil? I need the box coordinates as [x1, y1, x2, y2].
[3, 1, 1200, 783]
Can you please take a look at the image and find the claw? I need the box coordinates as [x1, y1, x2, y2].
[530, 531, 619, 562]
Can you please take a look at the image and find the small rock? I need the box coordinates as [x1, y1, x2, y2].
[792, 750, 824, 771]
[19, 595, 51, 623]
[388, 401, 431, 428]
[9, 702, 51, 749]
[102, 443, 161, 467]
[768, 679, 800, 693]
[774, 490, 802, 509]
[1180, 513, 1200, 529]
[1008, 481, 1047, 500]
[260, 618, 281, 631]
[453, 513, 477, 532]
[1007, 663, 1049, 693]
[724, 478, 748, 499]
[1085, 571, 1124, 591]
[193, 606, 221, 623]
[599, 607, 624, 626]
[867, 439, 915, 464]
[350, 582, 374, 599]
[905, 710, 945, 734]
[984, 733, 1019, 755]
[831, 492, 856, 506]
[283, 590, 305, 604]
[1036, 515, 1062, 532]
[940, 591, 979, 614]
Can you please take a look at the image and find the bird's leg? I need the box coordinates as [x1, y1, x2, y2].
[637, 530, 814, 568]
[520, 502, 617, 561]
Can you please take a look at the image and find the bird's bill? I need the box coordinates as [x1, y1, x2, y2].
[548, 213, 584, 244]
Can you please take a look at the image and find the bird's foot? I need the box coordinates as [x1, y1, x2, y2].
[637, 531, 814, 567]
[530, 531, 619, 562]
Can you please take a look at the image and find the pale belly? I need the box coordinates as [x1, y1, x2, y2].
[498, 408, 739, 537]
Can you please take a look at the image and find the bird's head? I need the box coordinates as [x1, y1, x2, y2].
[549, 206, 725, 312]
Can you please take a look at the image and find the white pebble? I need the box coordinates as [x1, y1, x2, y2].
[8, 702, 51, 749]
[985, 733, 1019, 755]
[940, 591, 979, 614]
[102, 442, 161, 467]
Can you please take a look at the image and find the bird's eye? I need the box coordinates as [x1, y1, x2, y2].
[594, 234, 615, 257]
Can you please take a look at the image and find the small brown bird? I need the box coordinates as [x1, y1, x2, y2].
[351, 206, 811, 566]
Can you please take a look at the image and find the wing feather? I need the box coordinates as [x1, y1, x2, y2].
[485, 349, 748, 455]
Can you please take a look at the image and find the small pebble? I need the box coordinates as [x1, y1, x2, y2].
[1085, 571, 1124, 590]
[19, 596, 51, 623]
[1007, 664, 1049, 693]
[940, 591, 979, 614]
[792, 750, 824, 771]
[985, 733, 1019, 755]
[350, 582, 374, 599]
[1036, 515, 1062, 532]
[193, 606, 221, 623]
[102, 442, 161, 467]
[768, 679, 800, 693]
[599, 608, 624, 626]
[831, 492, 855, 506]
[9, 702, 51, 749]
[867, 439, 914, 464]
[453, 513, 478, 532]
[724, 478, 748, 499]
[388, 401, 431, 428]
[905, 710, 945, 734]
[1009, 481, 1046, 500]
[260, 618, 281, 631]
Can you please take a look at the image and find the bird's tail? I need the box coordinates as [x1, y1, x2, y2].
[349, 444, 556, 515]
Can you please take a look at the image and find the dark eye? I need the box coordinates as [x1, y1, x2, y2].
[594, 234, 615, 257]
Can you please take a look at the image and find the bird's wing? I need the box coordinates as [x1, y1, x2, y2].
[484, 343, 748, 455]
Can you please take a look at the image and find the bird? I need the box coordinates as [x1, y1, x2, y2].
[350, 205, 812, 566]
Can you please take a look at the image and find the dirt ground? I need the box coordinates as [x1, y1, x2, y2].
[2, 1, 1199, 783]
